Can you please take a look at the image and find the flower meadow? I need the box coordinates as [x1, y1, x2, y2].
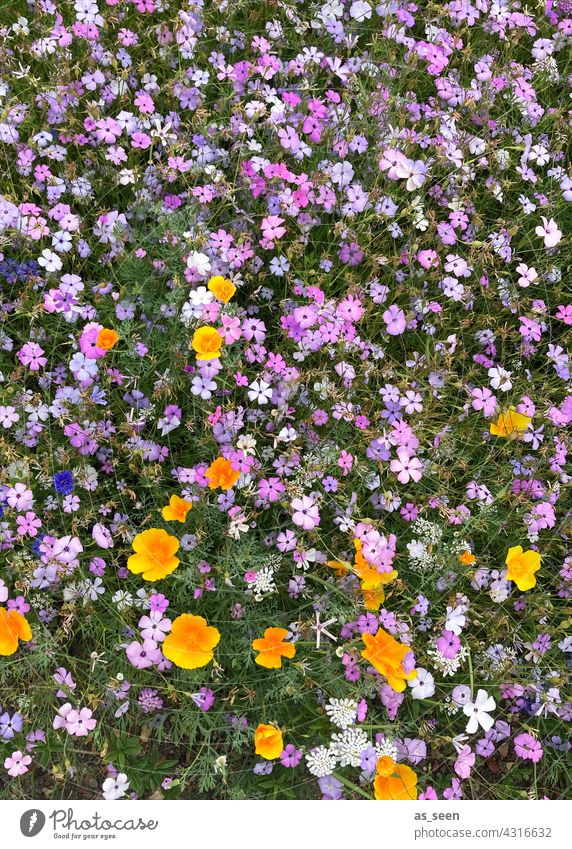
[0, 0, 571, 803]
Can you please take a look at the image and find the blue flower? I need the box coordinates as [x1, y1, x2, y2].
[54, 470, 74, 495]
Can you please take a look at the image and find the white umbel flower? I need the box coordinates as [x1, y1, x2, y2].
[330, 728, 369, 767]
[305, 746, 337, 778]
[324, 698, 358, 729]
[375, 738, 398, 760]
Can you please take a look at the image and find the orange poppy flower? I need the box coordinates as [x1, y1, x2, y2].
[205, 456, 240, 490]
[161, 495, 193, 523]
[162, 614, 220, 669]
[191, 326, 223, 361]
[373, 756, 418, 800]
[254, 723, 283, 760]
[505, 545, 541, 591]
[458, 549, 476, 565]
[208, 275, 236, 304]
[252, 627, 296, 669]
[96, 328, 119, 351]
[361, 627, 417, 692]
[490, 407, 531, 437]
[0, 607, 32, 656]
[127, 528, 180, 581]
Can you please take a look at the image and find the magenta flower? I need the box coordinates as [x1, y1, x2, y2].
[17, 343, 47, 371]
[261, 215, 286, 241]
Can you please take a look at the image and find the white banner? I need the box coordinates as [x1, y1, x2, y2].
[2, 800, 569, 849]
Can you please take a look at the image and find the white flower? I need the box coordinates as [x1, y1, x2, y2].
[325, 698, 358, 729]
[330, 161, 354, 186]
[37, 248, 63, 273]
[330, 727, 369, 767]
[247, 379, 273, 405]
[487, 366, 512, 392]
[375, 737, 398, 760]
[445, 605, 466, 636]
[186, 251, 211, 276]
[306, 746, 337, 778]
[408, 668, 435, 700]
[102, 772, 130, 800]
[349, 0, 372, 20]
[463, 689, 496, 734]
[407, 539, 427, 560]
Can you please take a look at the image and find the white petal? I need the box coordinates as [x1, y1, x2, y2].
[478, 712, 495, 733]
[465, 714, 478, 734]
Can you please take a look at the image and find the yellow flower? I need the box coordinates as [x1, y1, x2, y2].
[361, 627, 417, 692]
[127, 528, 180, 581]
[191, 326, 223, 361]
[0, 608, 32, 656]
[161, 495, 193, 523]
[208, 275, 236, 304]
[373, 757, 418, 800]
[254, 724, 283, 760]
[490, 407, 531, 437]
[505, 545, 541, 591]
[162, 614, 220, 669]
[252, 627, 296, 669]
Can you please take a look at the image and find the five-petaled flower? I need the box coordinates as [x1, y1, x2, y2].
[463, 689, 496, 733]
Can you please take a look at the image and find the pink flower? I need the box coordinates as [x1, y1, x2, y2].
[16, 512, 42, 537]
[126, 639, 162, 669]
[79, 324, 108, 359]
[514, 733, 543, 763]
[417, 249, 439, 269]
[535, 216, 562, 248]
[92, 522, 114, 549]
[139, 611, 172, 642]
[4, 750, 32, 777]
[454, 745, 475, 779]
[17, 342, 46, 371]
[66, 707, 97, 737]
[261, 215, 286, 241]
[390, 449, 422, 484]
[290, 495, 320, 530]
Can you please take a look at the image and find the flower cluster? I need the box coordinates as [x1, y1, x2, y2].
[0, 0, 570, 801]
